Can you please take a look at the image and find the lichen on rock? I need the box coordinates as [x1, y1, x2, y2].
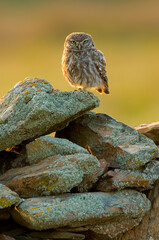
[0, 184, 21, 209]
[0, 154, 100, 197]
[56, 112, 159, 170]
[0, 77, 159, 239]
[0, 77, 100, 151]
[11, 190, 150, 233]
[26, 135, 89, 165]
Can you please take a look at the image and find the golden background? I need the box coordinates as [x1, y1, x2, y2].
[0, 0, 159, 126]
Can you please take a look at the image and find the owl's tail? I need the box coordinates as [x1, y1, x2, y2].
[97, 76, 110, 94]
[103, 75, 110, 94]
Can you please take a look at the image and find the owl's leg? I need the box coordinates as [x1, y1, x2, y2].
[104, 88, 110, 94]
[78, 87, 87, 91]
[97, 88, 103, 94]
[97, 87, 110, 94]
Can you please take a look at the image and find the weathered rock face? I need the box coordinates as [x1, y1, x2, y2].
[0, 78, 100, 151]
[96, 160, 159, 192]
[112, 180, 159, 240]
[28, 230, 86, 240]
[77, 159, 108, 193]
[0, 154, 99, 198]
[56, 112, 159, 170]
[11, 190, 150, 234]
[0, 184, 20, 209]
[134, 121, 159, 145]
[0, 78, 159, 240]
[0, 234, 16, 240]
[26, 136, 89, 165]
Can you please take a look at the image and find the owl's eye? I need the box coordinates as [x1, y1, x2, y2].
[83, 40, 88, 44]
[71, 40, 76, 44]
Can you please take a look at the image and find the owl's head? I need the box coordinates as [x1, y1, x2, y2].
[64, 32, 95, 50]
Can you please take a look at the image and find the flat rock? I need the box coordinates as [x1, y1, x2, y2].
[96, 160, 159, 192]
[0, 235, 15, 240]
[57, 226, 88, 232]
[10, 190, 150, 233]
[56, 112, 159, 170]
[28, 231, 85, 239]
[26, 136, 88, 165]
[77, 159, 108, 192]
[0, 184, 20, 209]
[0, 77, 100, 151]
[114, 180, 159, 240]
[134, 121, 159, 145]
[87, 217, 145, 239]
[0, 154, 99, 198]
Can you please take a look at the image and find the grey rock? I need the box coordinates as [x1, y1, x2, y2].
[113, 180, 159, 240]
[96, 160, 159, 192]
[77, 159, 108, 193]
[0, 78, 100, 151]
[0, 154, 99, 197]
[0, 184, 21, 209]
[28, 231, 85, 239]
[134, 121, 159, 145]
[56, 112, 159, 170]
[26, 136, 88, 165]
[0, 235, 16, 240]
[10, 190, 150, 235]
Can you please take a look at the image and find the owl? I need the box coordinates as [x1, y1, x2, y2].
[62, 32, 109, 94]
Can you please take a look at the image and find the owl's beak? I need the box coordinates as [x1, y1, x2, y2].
[77, 43, 82, 50]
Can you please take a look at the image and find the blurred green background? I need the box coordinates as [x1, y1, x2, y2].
[0, 0, 159, 126]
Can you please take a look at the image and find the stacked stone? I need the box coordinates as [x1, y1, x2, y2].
[0, 78, 159, 240]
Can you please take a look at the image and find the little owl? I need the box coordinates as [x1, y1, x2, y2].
[62, 32, 109, 94]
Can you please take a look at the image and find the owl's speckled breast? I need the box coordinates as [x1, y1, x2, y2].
[62, 49, 103, 89]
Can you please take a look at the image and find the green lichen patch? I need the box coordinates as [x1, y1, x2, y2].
[11, 190, 150, 231]
[96, 160, 159, 192]
[26, 136, 88, 165]
[0, 184, 21, 209]
[56, 112, 159, 170]
[0, 77, 99, 151]
[0, 154, 100, 198]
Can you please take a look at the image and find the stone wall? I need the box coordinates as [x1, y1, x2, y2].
[0, 78, 159, 240]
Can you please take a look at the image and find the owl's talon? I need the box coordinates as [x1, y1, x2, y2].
[97, 88, 102, 93]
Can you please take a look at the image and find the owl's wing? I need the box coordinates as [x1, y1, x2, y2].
[95, 50, 109, 94]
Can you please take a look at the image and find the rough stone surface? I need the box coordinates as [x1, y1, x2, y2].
[113, 180, 159, 240]
[0, 78, 159, 239]
[77, 159, 108, 192]
[26, 136, 88, 165]
[0, 154, 99, 198]
[0, 77, 100, 151]
[134, 121, 159, 145]
[57, 226, 88, 232]
[11, 190, 150, 232]
[0, 184, 20, 209]
[56, 112, 159, 170]
[28, 231, 85, 239]
[87, 217, 144, 239]
[96, 160, 159, 192]
[0, 235, 15, 240]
